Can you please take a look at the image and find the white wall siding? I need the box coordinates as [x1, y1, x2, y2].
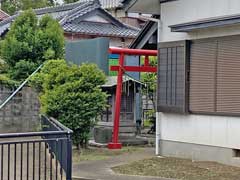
[109, 38, 133, 47]
[157, 0, 240, 150]
[129, 0, 160, 14]
[158, 112, 240, 149]
[160, 0, 240, 42]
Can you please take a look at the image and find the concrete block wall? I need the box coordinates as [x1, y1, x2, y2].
[0, 86, 40, 133]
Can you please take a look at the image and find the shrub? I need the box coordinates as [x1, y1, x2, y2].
[31, 60, 108, 149]
[8, 60, 39, 81]
[0, 59, 8, 74]
[0, 74, 19, 88]
[0, 10, 64, 81]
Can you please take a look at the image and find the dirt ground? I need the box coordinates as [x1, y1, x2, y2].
[112, 157, 240, 180]
[72, 146, 143, 163]
[72, 147, 163, 180]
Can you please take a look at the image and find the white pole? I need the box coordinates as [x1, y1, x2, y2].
[139, 15, 162, 155]
[155, 112, 160, 155]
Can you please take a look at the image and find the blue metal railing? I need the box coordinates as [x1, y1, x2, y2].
[0, 115, 73, 180]
[41, 115, 73, 179]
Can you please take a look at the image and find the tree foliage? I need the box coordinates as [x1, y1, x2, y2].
[31, 60, 107, 149]
[2, 0, 55, 15]
[141, 56, 157, 110]
[0, 10, 64, 81]
[64, 0, 78, 4]
[141, 56, 157, 128]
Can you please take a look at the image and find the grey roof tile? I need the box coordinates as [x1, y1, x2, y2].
[78, 0, 123, 9]
[63, 21, 139, 38]
[0, 10, 10, 21]
[99, 0, 123, 9]
[0, 1, 87, 29]
[0, 14, 19, 35]
[34, 1, 88, 15]
[0, 0, 139, 38]
[61, 0, 101, 23]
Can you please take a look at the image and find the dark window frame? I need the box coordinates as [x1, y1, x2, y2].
[158, 34, 240, 116]
[157, 40, 190, 114]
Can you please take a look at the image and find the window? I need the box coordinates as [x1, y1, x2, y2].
[157, 41, 190, 113]
[190, 35, 240, 115]
[233, 149, 240, 158]
[190, 40, 217, 113]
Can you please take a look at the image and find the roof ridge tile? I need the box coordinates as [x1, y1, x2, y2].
[0, 0, 140, 38]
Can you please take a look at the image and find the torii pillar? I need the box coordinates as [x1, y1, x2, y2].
[108, 48, 158, 149]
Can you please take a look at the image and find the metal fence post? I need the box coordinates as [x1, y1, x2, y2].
[0, 116, 73, 180]
[66, 133, 72, 180]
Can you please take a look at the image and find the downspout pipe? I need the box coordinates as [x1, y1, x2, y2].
[0, 64, 43, 110]
[156, 18, 162, 156]
[139, 15, 162, 155]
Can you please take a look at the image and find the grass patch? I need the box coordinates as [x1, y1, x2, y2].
[73, 146, 143, 163]
[112, 157, 240, 180]
[143, 119, 152, 128]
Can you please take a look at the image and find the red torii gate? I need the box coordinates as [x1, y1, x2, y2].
[108, 47, 158, 149]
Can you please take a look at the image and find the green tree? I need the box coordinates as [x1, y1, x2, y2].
[31, 60, 107, 149]
[21, 0, 53, 10]
[1, 0, 19, 15]
[140, 57, 157, 130]
[141, 56, 157, 110]
[2, 0, 54, 15]
[0, 10, 64, 81]
[64, 0, 78, 4]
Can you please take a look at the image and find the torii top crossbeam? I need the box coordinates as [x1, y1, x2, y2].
[108, 47, 158, 149]
[109, 48, 158, 56]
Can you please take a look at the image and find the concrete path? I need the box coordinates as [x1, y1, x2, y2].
[72, 148, 173, 180]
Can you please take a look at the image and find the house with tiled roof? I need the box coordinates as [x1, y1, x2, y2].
[0, 10, 9, 21]
[96, 0, 146, 28]
[0, 0, 140, 47]
[97, 0, 123, 9]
